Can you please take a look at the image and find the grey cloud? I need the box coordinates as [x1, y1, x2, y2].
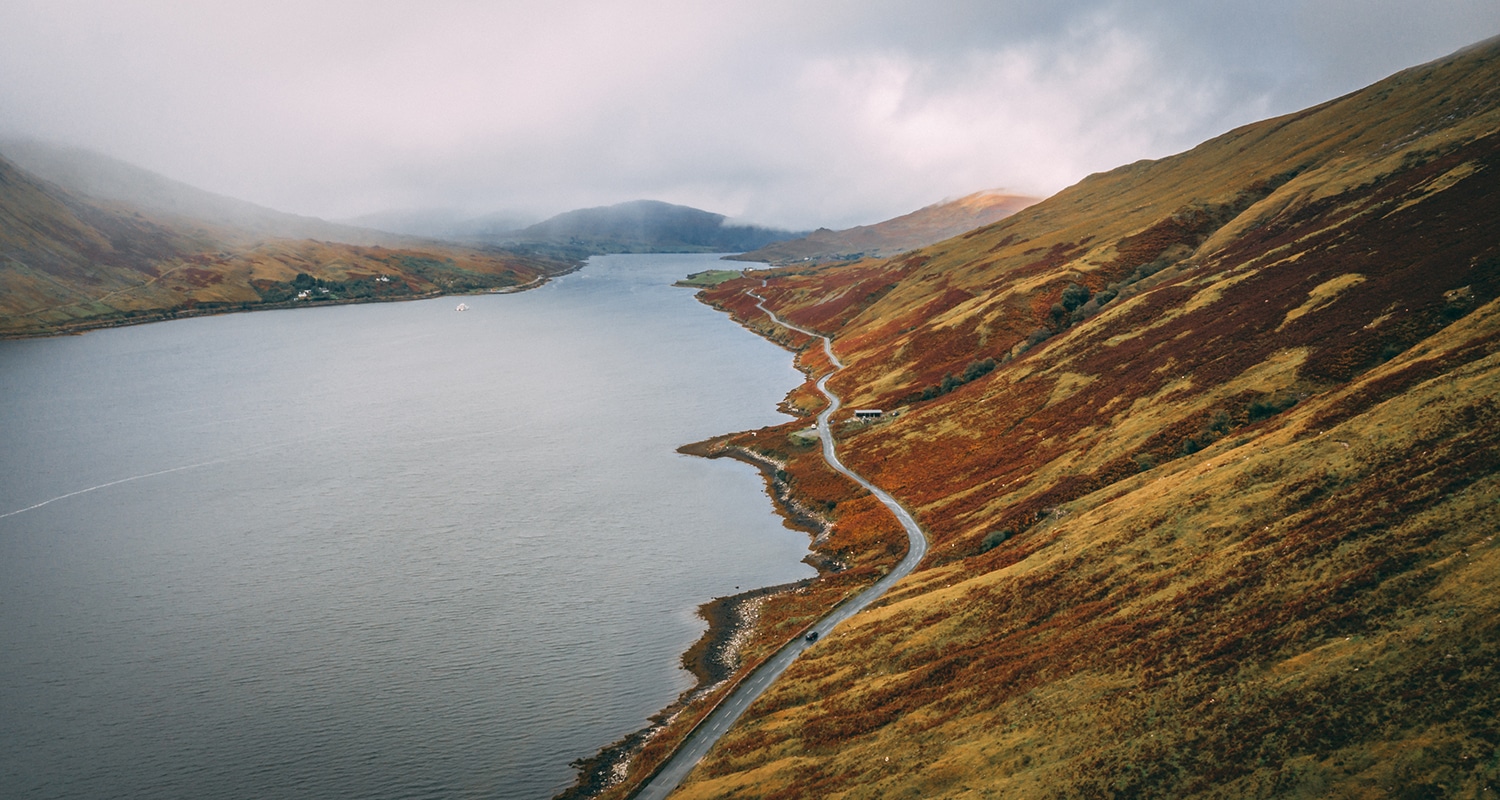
[1, 0, 1495, 230]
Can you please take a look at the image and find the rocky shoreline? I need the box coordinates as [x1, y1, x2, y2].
[556, 436, 839, 799]
[677, 439, 844, 571]
[556, 580, 806, 800]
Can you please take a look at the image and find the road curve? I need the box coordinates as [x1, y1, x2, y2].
[630, 289, 928, 800]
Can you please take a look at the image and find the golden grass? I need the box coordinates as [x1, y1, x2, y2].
[638, 38, 1500, 800]
[674, 296, 1500, 794]
[1278, 273, 1368, 330]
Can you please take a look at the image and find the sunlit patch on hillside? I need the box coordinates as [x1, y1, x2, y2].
[1278, 272, 1367, 331]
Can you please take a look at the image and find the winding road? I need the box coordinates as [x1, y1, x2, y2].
[631, 288, 928, 800]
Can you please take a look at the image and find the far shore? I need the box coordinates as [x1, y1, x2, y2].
[0, 264, 579, 341]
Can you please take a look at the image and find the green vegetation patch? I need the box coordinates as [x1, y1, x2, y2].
[901, 357, 997, 405]
[387, 256, 523, 292]
[674, 269, 743, 288]
[789, 428, 821, 447]
[256, 272, 415, 303]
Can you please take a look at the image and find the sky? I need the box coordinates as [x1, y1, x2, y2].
[1, 1, 1497, 230]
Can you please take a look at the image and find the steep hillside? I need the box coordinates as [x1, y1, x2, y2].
[623, 36, 1500, 798]
[510, 199, 805, 254]
[0, 139, 410, 247]
[728, 190, 1038, 266]
[0, 155, 573, 337]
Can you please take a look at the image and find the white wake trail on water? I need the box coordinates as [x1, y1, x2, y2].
[0, 417, 537, 521]
[1, 461, 230, 520]
[0, 437, 304, 521]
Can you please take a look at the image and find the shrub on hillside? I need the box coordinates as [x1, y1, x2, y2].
[911, 358, 999, 403]
[1072, 287, 1118, 323]
[980, 529, 1014, 552]
[1247, 394, 1300, 422]
[1060, 282, 1091, 311]
[1180, 410, 1233, 454]
[962, 358, 997, 382]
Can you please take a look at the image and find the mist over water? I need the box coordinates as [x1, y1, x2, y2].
[0, 254, 814, 799]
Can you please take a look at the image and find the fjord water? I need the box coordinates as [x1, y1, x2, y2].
[0, 254, 813, 799]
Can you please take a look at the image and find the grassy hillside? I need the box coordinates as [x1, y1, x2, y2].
[613, 36, 1500, 798]
[0, 154, 573, 337]
[728, 191, 1038, 266]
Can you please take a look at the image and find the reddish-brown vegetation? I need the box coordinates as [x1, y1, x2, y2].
[600, 37, 1500, 800]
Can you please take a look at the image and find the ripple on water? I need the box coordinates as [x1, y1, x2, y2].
[0, 254, 815, 799]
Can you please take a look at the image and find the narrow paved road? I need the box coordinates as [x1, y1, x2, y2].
[631, 289, 928, 800]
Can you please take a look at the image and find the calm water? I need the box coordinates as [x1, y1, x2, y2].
[0, 254, 813, 799]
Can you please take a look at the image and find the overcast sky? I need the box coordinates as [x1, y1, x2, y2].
[2, 1, 1497, 229]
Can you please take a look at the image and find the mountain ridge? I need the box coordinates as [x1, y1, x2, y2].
[727, 190, 1038, 265]
[340, 197, 806, 256]
[0, 139, 419, 248]
[0, 152, 574, 337]
[589, 34, 1500, 799]
[506, 199, 807, 254]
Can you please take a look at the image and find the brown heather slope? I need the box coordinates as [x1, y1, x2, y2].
[0, 155, 573, 337]
[662, 37, 1500, 798]
[728, 191, 1038, 266]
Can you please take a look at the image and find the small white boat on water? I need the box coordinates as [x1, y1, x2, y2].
[455, 303, 469, 312]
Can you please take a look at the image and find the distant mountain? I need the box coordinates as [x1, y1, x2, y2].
[0, 151, 573, 337]
[341, 208, 538, 242]
[728, 190, 1038, 265]
[508, 199, 806, 254]
[0, 139, 410, 247]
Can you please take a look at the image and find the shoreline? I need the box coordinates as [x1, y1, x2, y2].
[599, 280, 926, 800]
[556, 579, 807, 800]
[0, 263, 579, 341]
[558, 281, 865, 800]
[557, 438, 836, 799]
[677, 439, 844, 571]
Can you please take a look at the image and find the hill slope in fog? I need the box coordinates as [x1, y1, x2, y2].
[0, 151, 572, 337]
